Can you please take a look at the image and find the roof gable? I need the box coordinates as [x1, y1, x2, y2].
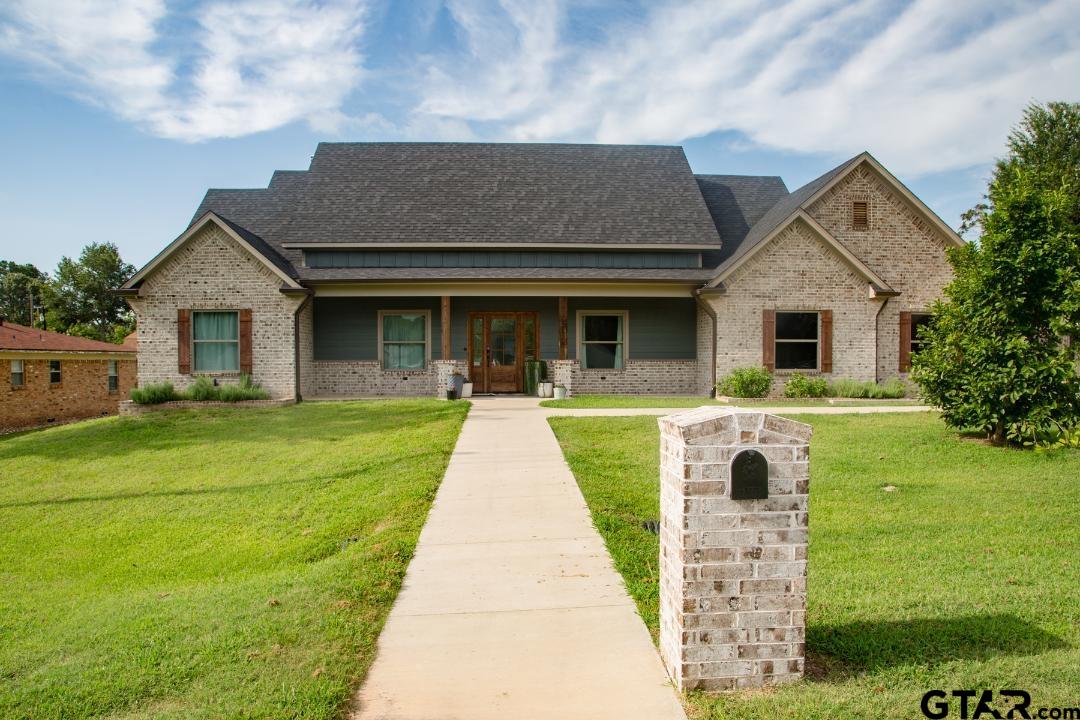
[122, 213, 304, 292]
[705, 152, 963, 288]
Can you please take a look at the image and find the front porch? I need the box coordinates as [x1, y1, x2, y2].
[300, 294, 711, 398]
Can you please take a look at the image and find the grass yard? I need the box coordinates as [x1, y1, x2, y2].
[0, 400, 469, 720]
[549, 413, 1079, 719]
[540, 395, 924, 409]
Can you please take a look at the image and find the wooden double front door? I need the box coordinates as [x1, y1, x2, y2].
[468, 312, 540, 393]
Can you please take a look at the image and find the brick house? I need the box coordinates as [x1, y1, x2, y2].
[1, 321, 137, 432]
[117, 143, 962, 399]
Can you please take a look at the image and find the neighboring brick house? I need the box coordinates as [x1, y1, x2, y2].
[0, 321, 137, 432]
[118, 144, 962, 399]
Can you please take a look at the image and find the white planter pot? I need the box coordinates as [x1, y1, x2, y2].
[553, 386, 567, 400]
[539, 381, 554, 398]
[461, 382, 473, 399]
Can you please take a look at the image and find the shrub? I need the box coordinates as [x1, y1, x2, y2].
[130, 382, 180, 405]
[717, 367, 772, 398]
[827, 378, 909, 399]
[186, 376, 220, 401]
[783, 372, 828, 398]
[217, 375, 270, 402]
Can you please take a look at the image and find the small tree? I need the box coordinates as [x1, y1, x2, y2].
[913, 103, 1080, 445]
[43, 242, 135, 342]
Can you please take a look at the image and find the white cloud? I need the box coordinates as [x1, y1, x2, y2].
[1, 0, 1077, 176]
[416, 0, 1080, 176]
[0, 0, 368, 141]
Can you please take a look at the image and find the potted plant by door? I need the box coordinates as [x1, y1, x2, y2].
[461, 376, 474, 398]
[447, 370, 464, 400]
[553, 383, 567, 400]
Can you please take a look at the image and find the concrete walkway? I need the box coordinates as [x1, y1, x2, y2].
[352, 397, 686, 720]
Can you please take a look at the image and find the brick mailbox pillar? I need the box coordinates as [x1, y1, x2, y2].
[658, 408, 812, 692]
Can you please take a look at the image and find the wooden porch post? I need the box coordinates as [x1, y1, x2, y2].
[441, 296, 451, 360]
[558, 296, 568, 360]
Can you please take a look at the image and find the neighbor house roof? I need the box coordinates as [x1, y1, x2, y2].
[0, 321, 136, 354]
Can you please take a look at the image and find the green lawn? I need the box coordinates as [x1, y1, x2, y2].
[540, 394, 925, 409]
[549, 413, 1079, 719]
[0, 400, 469, 720]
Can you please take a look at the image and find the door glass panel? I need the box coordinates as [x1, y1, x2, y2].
[489, 318, 517, 367]
[472, 317, 483, 364]
[523, 315, 537, 361]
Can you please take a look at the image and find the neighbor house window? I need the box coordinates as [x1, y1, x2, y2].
[775, 312, 819, 370]
[579, 311, 627, 369]
[380, 311, 429, 369]
[853, 200, 869, 230]
[909, 313, 932, 356]
[192, 311, 240, 372]
[108, 360, 119, 392]
[11, 360, 24, 387]
[49, 359, 62, 384]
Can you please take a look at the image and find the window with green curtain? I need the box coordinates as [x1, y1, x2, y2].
[382, 312, 427, 369]
[580, 313, 625, 369]
[193, 311, 240, 372]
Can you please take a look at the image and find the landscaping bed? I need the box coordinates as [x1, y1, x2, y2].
[540, 394, 925, 409]
[0, 400, 469, 719]
[549, 412, 1079, 719]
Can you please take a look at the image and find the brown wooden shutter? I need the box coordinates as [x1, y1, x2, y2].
[820, 309, 833, 373]
[762, 309, 776, 372]
[899, 311, 912, 372]
[239, 309, 253, 375]
[177, 309, 191, 374]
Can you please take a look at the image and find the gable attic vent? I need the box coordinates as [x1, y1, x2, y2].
[853, 200, 869, 230]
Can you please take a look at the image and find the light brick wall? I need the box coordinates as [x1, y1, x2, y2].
[310, 361, 438, 396]
[707, 219, 880, 387]
[566, 360, 699, 395]
[696, 303, 716, 395]
[297, 299, 315, 399]
[1, 356, 136, 432]
[126, 224, 303, 399]
[806, 164, 954, 380]
[658, 408, 811, 692]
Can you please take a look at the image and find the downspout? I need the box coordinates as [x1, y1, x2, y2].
[694, 288, 720, 398]
[873, 294, 891, 385]
[293, 294, 313, 402]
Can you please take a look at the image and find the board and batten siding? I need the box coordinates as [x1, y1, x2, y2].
[313, 297, 443, 361]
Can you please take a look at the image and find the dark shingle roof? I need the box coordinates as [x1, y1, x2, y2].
[298, 267, 714, 283]
[694, 175, 789, 263]
[709, 155, 864, 278]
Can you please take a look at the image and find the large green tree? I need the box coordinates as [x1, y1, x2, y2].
[913, 102, 1080, 445]
[0, 261, 48, 326]
[44, 243, 135, 343]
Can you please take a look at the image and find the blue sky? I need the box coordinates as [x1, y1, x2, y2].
[0, 0, 1077, 271]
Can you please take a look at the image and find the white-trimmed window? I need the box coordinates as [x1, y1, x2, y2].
[108, 360, 119, 392]
[49, 359, 62, 384]
[11, 359, 24, 388]
[775, 312, 819, 370]
[379, 310, 430, 370]
[578, 311, 628, 369]
[192, 311, 240, 372]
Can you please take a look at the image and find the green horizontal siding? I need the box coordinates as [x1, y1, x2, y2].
[312, 296, 697, 362]
[567, 297, 696, 360]
[313, 297, 442, 361]
[305, 250, 701, 269]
